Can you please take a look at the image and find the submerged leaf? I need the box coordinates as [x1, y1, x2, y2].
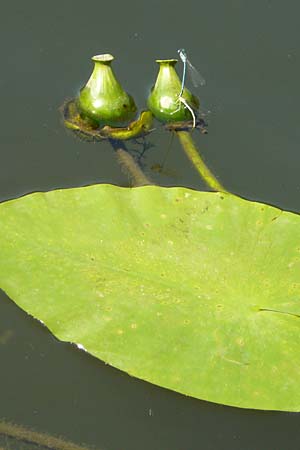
[0, 184, 299, 411]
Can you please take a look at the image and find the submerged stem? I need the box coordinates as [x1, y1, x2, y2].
[176, 131, 227, 192]
[0, 419, 93, 450]
[109, 139, 152, 187]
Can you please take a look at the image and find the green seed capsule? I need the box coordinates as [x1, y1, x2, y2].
[147, 59, 199, 123]
[77, 54, 137, 127]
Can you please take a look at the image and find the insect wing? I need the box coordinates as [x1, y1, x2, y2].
[186, 59, 206, 87]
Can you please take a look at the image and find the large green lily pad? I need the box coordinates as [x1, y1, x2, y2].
[0, 184, 300, 411]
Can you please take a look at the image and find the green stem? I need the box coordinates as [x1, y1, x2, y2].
[176, 131, 227, 193]
[0, 419, 93, 450]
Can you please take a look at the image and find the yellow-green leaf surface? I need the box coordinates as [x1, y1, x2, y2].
[0, 184, 300, 411]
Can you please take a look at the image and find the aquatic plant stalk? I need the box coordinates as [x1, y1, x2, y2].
[109, 139, 152, 187]
[176, 131, 227, 192]
[0, 419, 93, 450]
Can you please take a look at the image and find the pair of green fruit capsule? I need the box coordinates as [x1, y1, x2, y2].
[73, 53, 200, 139]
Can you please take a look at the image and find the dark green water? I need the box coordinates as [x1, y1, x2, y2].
[0, 1, 300, 449]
